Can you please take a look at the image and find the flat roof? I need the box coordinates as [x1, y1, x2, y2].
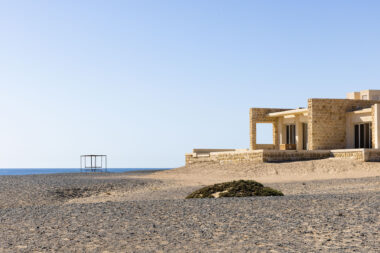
[268, 108, 308, 117]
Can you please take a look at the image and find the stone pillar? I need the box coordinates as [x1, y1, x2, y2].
[273, 120, 278, 149]
[374, 104, 380, 149]
[296, 117, 303, 150]
[250, 109, 256, 150]
[278, 118, 283, 146]
[277, 118, 283, 146]
[307, 99, 314, 150]
[345, 113, 354, 149]
[251, 123, 256, 150]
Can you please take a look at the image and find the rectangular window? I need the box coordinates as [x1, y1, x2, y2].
[286, 124, 296, 145]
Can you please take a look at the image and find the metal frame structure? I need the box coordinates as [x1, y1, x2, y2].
[80, 155, 107, 172]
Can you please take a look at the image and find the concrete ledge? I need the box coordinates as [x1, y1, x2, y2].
[192, 149, 237, 157]
[255, 144, 276, 150]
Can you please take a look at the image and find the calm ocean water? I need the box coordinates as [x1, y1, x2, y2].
[0, 168, 171, 176]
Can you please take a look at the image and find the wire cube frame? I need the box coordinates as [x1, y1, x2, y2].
[80, 155, 107, 172]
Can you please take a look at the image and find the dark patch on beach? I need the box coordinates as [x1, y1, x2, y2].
[186, 180, 284, 199]
[0, 173, 160, 208]
[51, 184, 119, 200]
[52, 187, 93, 199]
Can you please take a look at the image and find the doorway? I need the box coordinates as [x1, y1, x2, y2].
[286, 125, 296, 145]
[354, 123, 372, 149]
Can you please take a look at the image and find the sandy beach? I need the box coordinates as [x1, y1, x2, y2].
[0, 159, 379, 252]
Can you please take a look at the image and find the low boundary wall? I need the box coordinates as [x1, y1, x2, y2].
[331, 149, 365, 161]
[185, 149, 380, 165]
[331, 149, 380, 162]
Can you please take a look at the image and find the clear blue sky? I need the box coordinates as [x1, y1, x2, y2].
[1, 1, 379, 168]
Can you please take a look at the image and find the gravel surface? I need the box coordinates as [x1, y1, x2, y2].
[0, 172, 159, 209]
[0, 172, 379, 252]
[267, 176, 380, 195]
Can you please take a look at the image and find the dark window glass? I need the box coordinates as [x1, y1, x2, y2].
[355, 123, 372, 149]
[303, 123, 308, 150]
[360, 124, 365, 148]
[364, 123, 369, 148]
[355, 125, 359, 148]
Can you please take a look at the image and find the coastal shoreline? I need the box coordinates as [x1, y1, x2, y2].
[0, 168, 169, 176]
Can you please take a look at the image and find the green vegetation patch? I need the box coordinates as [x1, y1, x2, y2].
[186, 180, 284, 199]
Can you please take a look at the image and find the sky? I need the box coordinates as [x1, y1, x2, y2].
[0, 0, 380, 168]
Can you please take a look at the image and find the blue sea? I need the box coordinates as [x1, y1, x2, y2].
[0, 168, 171, 176]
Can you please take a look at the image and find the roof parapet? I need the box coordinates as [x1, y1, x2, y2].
[267, 108, 308, 117]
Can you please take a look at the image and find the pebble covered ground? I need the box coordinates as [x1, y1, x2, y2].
[0, 172, 379, 252]
[0, 172, 161, 209]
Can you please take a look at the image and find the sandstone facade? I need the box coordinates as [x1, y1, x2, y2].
[307, 99, 376, 150]
[250, 90, 380, 151]
[186, 89, 380, 164]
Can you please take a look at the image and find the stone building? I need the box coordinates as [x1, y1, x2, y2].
[185, 90, 380, 164]
[250, 89, 380, 151]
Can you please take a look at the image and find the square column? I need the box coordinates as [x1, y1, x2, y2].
[374, 104, 380, 148]
[250, 121, 256, 150]
[296, 117, 303, 150]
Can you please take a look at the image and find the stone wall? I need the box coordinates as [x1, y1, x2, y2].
[262, 150, 331, 162]
[364, 149, 380, 161]
[186, 149, 380, 165]
[185, 150, 264, 165]
[308, 99, 378, 150]
[214, 150, 264, 163]
[330, 150, 364, 160]
[250, 108, 291, 150]
[186, 150, 330, 165]
[186, 154, 209, 165]
[331, 149, 380, 161]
